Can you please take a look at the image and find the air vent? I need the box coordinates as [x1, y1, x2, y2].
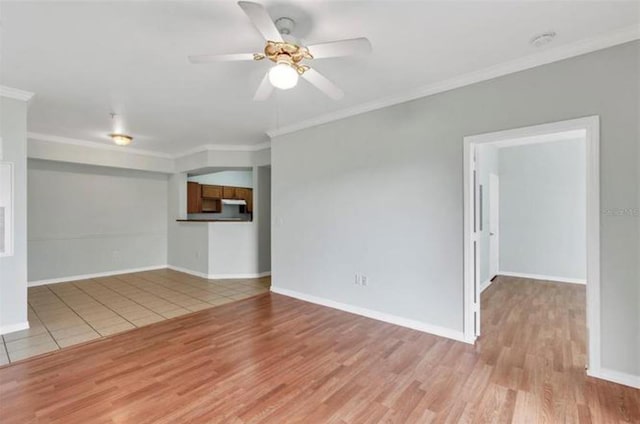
[530, 31, 557, 47]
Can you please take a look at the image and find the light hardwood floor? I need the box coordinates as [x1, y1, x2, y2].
[0, 276, 638, 423]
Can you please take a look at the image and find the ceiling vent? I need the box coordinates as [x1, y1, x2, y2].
[530, 31, 557, 47]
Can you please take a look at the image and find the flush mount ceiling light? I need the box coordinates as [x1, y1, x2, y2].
[110, 133, 133, 146]
[109, 113, 133, 146]
[530, 31, 557, 47]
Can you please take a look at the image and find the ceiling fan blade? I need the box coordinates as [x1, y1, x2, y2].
[238, 1, 283, 42]
[302, 68, 344, 100]
[188, 53, 256, 64]
[253, 72, 274, 101]
[306, 37, 372, 59]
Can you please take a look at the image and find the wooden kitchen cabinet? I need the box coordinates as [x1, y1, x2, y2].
[246, 189, 253, 213]
[223, 186, 236, 199]
[234, 187, 248, 199]
[202, 198, 222, 213]
[187, 182, 202, 213]
[187, 182, 251, 215]
[202, 185, 223, 199]
[235, 188, 253, 213]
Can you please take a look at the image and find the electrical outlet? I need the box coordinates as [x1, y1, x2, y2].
[196, 251, 201, 258]
[354, 274, 368, 286]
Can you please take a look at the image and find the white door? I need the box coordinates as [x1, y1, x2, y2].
[489, 173, 499, 280]
[473, 168, 480, 337]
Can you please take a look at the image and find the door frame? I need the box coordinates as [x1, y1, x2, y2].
[462, 116, 601, 374]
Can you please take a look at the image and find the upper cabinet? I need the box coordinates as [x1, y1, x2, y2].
[235, 187, 253, 213]
[246, 194, 253, 213]
[187, 182, 252, 214]
[223, 186, 236, 199]
[202, 185, 223, 199]
[187, 182, 202, 213]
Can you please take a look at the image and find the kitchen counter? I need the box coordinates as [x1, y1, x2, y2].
[171, 218, 261, 278]
[176, 219, 252, 222]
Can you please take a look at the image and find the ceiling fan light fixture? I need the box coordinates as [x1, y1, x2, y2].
[268, 62, 298, 90]
[188, 1, 371, 99]
[110, 133, 133, 146]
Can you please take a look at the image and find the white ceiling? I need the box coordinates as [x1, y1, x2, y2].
[2, 1, 639, 155]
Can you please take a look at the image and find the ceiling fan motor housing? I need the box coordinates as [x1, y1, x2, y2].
[262, 39, 312, 75]
[275, 17, 295, 35]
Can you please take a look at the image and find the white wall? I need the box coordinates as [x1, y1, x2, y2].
[188, 170, 253, 188]
[27, 159, 168, 282]
[271, 42, 639, 376]
[499, 139, 586, 281]
[0, 96, 29, 334]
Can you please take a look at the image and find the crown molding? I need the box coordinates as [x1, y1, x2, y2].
[28, 132, 271, 162]
[0, 85, 35, 102]
[28, 132, 174, 159]
[267, 24, 640, 138]
[174, 141, 271, 158]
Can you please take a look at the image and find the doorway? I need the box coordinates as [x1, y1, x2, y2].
[463, 116, 601, 374]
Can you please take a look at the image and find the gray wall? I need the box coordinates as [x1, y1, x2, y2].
[272, 42, 639, 376]
[0, 97, 28, 333]
[208, 223, 259, 277]
[499, 139, 586, 280]
[167, 172, 210, 275]
[206, 165, 269, 277]
[27, 159, 168, 282]
[257, 166, 271, 273]
[168, 166, 271, 277]
[28, 138, 174, 173]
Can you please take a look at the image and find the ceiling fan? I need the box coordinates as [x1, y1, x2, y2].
[188, 1, 372, 101]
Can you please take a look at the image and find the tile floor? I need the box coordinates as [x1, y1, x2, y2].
[0, 268, 270, 365]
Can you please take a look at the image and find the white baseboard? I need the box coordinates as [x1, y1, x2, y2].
[499, 271, 586, 285]
[270, 286, 467, 344]
[166, 265, 209, 279]
[588, 367, 640, 389]
[0, 321, 29, 336]
[167, 265, 271, 280]
[28, 265, 168, 287]
[480, 278, 493, 293]
[29, 265, 271, 287]
[209, 271, 271, 279]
